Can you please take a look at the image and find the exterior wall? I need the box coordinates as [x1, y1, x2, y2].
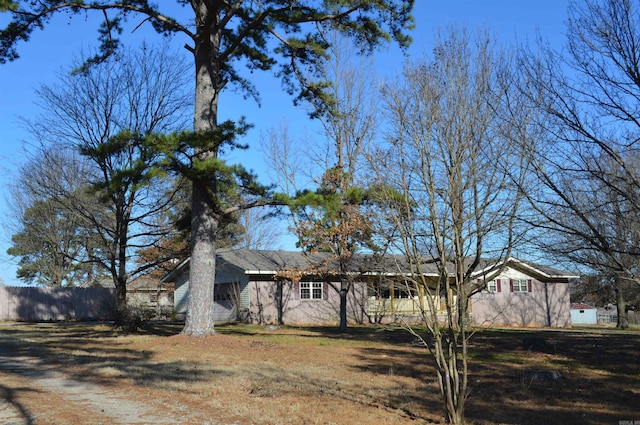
[571, 308, 597, 325]
[170, 261, 573, 327]
[173, 272, 191, 314]
[470, 267, 571, 328]
[173, 266, 249, 322]
[248, 279, 369, 325]
[128, 290, 173, 308]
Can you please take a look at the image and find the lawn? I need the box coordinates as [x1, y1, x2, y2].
[0, 322, 639, 424]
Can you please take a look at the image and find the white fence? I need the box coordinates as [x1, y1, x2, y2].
[0, 286, 115, 321]
[598, 311, 640, 325]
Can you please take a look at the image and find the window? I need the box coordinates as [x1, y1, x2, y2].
[487, 280, 497, 293]
[511, 279, 530, 293]
[300, 282, 323, 300]
[484, 279, 502, 293]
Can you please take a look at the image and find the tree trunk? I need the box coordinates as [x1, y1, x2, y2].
[339, 285, 348, 332]
[276, 281, 284, 325]
[615, 285, 629, 330]
[116, 218, 129, 313]
[434, 331, 465, 424]
[182, 183, 219, 336]
[115, 279, 127, 314]
[182, 6, 221, 337]
[457, 287, 468, 331]
[113, 277, 132, 330]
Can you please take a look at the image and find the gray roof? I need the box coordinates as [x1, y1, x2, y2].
[217, 250, 332, 273]
[163, 249, 578, 282]
[216, 250, 432, 275]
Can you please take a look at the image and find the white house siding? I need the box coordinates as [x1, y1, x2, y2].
[470, 267, 571, 328]
[570, 308, 597, 325]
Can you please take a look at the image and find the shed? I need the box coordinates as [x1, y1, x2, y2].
[570, 303, 597, 325]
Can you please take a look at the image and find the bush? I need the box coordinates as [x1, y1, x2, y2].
[114, 303, 153, 332]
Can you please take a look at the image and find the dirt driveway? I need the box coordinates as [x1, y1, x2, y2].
[0, 344, 186, 425]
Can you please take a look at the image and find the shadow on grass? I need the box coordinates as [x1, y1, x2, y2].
[467, 329, 640, 424]
[221, 324, 640, 424]
[2, 322, 640, 425]
[0, 383, 38, 425]
[0, 323, 226, 394]
[136, 321, 184, 337]
[218, 322, 423, 345]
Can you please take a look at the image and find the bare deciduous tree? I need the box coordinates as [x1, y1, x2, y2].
[17, 44, 191, 317]
[7, 147, 108, 287]
[369, 26, 530, 424]
[236, 206, 283, 250]
[518, 0, 640, 329]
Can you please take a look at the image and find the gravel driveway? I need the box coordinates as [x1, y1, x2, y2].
[0, 345, 180, 425]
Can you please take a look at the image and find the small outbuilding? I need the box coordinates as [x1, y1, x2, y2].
[570, 303, 597, 325]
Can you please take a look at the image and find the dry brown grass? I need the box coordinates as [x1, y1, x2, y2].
[0, 322, 639, 424]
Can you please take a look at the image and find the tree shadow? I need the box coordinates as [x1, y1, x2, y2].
[2, 322, 639, 425]
[261, 325, 640, 424]
[218, 324, 443, 421]
[465, 329, 640, 424]
[136, 322, 184, 336]
[0, 323, 226, 393]
[0, 383, 38, 425]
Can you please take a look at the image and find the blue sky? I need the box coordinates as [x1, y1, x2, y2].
[0, 1, 569, 286]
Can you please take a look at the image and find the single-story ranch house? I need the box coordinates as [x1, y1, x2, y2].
[161, 250, 578, 328]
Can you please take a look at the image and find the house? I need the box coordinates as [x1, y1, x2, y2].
[161, 250, 577, 328]
[80, 275, 174, 315]
[127, 275, 174, 313]
[570, 303, 598, 325]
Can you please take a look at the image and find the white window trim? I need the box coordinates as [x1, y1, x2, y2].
[487, 280, 498, 293]
[512, 279, 529, 293]
[300, 282, 323, 300]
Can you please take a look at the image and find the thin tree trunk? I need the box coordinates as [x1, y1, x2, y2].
[277, 281, 284, 325]
[339, 283, 348, 332]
